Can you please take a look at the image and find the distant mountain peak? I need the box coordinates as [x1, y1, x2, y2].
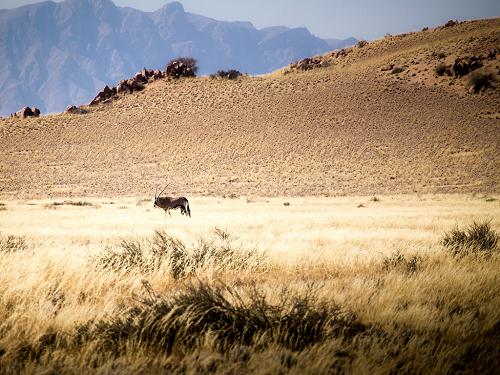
[158, 1, 185, 14]
[67, 0, 115, 8]
[0, 0, 355, 116]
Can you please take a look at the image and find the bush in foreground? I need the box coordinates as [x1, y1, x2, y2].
[442, 221, 499, 256]
[76, 282, 365, 354]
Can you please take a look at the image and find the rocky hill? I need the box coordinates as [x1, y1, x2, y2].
[0, 18, 498, 199]
[0, 0, 355, 116]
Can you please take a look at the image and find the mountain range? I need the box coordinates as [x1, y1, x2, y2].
[0, 0, 355, 116]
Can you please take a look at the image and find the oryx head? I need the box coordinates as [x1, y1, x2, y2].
[154, 185, 168, 208]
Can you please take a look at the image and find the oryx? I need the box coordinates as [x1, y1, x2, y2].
[154, 186, 191, 217]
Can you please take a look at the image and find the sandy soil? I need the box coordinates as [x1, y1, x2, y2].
[0, 19, 499, 199]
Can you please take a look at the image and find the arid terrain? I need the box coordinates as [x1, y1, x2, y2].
[0, 195, 499, 373]
[0, 18, 499, 374]
[0, 18, 499, 199]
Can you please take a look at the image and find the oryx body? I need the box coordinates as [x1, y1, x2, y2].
[154, 186, 191, 217]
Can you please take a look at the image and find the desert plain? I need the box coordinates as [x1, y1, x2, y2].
[0, 18, 499, 374]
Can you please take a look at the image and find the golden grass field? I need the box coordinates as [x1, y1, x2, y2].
[0, 195, 499, 373]
[0, 18, 499, 374]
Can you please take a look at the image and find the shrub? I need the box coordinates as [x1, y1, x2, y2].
[93, 230, 266, 278]
[165, 57, 198, 78]
[442, 221, 499, 256]
[382, 251, 422, 274]
[444, 20, 458, 28]
[76, 282, 366, 354]
[435, 63, 450, 76]
[94, 240, 147, 273]
[0, 234, 28, 253]
[47, 201, 94, 207]
[210, 69, 243, 80]
[357, 40, 368, 48]
[213, 227, 231, 240]
[468, 70, 495, 93]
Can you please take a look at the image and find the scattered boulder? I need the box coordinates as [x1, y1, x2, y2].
[391, 66, 405, 74]
[88, 65, 165, 106]
[335, 49, 349, 58]
[381, 64, 394, 71]
[290, 56, 326, 71]
[443, 20, 459, 28]
[165, 58, 197, 79]
[487, 49, 497, 60]
[116, 79, 132, 95]
[287, 48, 351, 72]
[152, 70, 164, 80]
[89, 85, 115, 106]
[140, 68, 163, 81]
[127, 79, 144, 92]
[65, 105, 86, 114]
[452, 56, 482, 78]
[133, 72, 148, 84]
[15, 106, 40, 118]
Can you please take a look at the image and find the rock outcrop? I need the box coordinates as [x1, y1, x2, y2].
[65, 105, 87, 114]
[15, 107, 40, 118]
[452, 56, 483, 77]
[88, 67, 164, 106]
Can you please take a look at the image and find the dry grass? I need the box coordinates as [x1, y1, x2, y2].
[0, 195, 499, 373]
[0, 17, 499, 374]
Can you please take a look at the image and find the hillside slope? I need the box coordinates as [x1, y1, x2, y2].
[0, 18, 499, 199]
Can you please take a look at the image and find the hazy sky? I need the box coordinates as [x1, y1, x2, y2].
[2, 0, 499, 39]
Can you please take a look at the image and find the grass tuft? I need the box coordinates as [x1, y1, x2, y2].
[0, 234, 28, 253]
[46, 200, 95, 208]
[93, 230, 266, 278]
[435, 63, 450, 76]
[442, 221, 499, 256]
[77, 282, 365, 354]
[468, 70, 495, 93]
[382, 251, 422, 274]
